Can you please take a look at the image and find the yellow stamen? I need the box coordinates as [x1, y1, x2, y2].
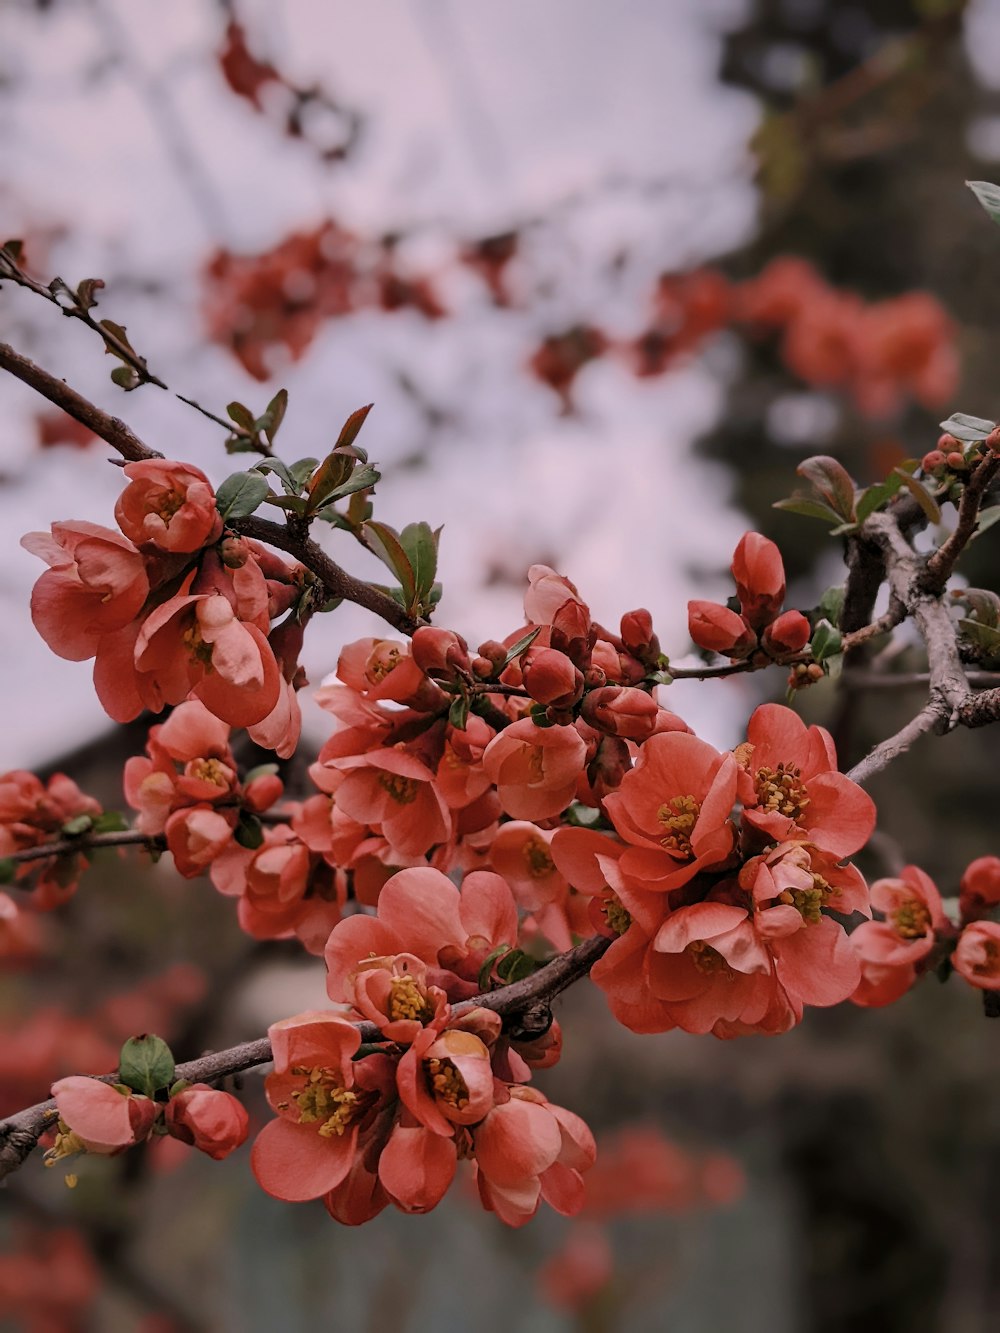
[522, 838, 555, 878]
[777, 874, 836, 925]
[755, 764, 809, 820]
[426, 1057, 470, 1110]
[685, 939, 729, 976]
[602, 891, 631, 936]
[892, 898, 930, 939]
[657, 794, 700, 857]
[290, 1066, 360, 1138]
[387, 974, 432, 1023]
[187, 757, 230, 787]
[377, 773, 420, 805]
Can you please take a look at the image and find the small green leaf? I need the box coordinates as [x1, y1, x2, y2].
[399, 521, 440, 603]
[478, 944, 512, 990]
[773, 495, 843, 525]
[363, 521, 417, 605]
[818, 585, 845, 627]
[288, 458, 320, 489]
[959, 587, 1000, 627]
[974, 506, 1000, 539]
[225, 436, 259, 455]
[334, 403, 373, 450]
[226, 401, 256, 431]
[810, 619, 842, 662]
[0, 857, 15, 885]
[892, 468, 941, 524]
[263, 493, 310, 515]
[967, 180, 1000, 228]
[61, 815, 93, 837]
[502, 626, 542, 669]
[92, 811, 128, 833]
[118, 1034, 175, 1098]
[855, 472, 905, 524]
[448, 694, 470, 730]
[216, 471, 271, 520]
[234, 813, 264, 850]
[317, 463, 381, 506]
[260, 388, 288, 443]
[938, 411, 996, 443]
[496, 950, 539, 983]
[254, 458, 296, 494]
[959, 618, 1000, 655]
[796, 455, 857, 522]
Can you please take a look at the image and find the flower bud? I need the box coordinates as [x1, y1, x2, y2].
[987, 427, 1000, 453]
[165, 1084, 249, 1160]
[959, 855, 1000, 923]
[583, 666, 607, 689]
[477, 640, 509, 671]
[411, 626, 471, 680]
[687, 601, 756, 657]
[731, 532, 786, 628]
[580, 686, 657, 740]
[761, 609, 811, 660]
[937, 433, 960, 451]
[620, 608, 660, 663]
[522, 647, 584, 708]
[947, 451, 968, 470]
[921, 449, 946, 472]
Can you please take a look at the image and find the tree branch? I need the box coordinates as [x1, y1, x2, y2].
[923, 451, 1000, 592]
[0, 342, 160, 462]
[0, 934, 610, 1181]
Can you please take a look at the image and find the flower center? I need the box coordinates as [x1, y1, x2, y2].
[754, 764, 809, 820]
[387, 974, 432, 1023]
[367, 647, 401, 682]
[377, 773, 419, 805]
[289, 1066, 360, 1137]
[522, 838, 554, 878]
[891, 898, 930, 939]
[153, 488, 184, 522]
[657, 794, 700, 857]
[970, 939, 999, 976]
[187, 757, 230, 787]
[426, 1057, 470, 1111]
[777, 874, 835, 925]
[602, 891, 631, 936]
[686, 939, 729, 975]
[182, 624, 213, 668]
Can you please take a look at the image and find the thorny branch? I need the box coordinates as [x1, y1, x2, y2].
[0, 934, 610, 1182]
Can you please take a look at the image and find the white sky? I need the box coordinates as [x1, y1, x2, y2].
[0, 0, 767, 771]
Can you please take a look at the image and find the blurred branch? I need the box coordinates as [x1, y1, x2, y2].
[0, 933, 610, 1181]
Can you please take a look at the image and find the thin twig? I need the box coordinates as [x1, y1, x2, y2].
[923, 452, 1000, 592]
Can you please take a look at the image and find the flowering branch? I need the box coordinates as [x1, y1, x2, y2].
[0, 935, 609, 1182]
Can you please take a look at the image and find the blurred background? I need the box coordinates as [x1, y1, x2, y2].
[2, 0, 1000, 1329]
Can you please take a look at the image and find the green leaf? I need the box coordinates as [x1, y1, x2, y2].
[496, 950, 539, 983]
[796, 455, 857, 522]
[0, 857, 15, 885]
[967, 180, 1000, 228]
[959, 618, 1000, 655]
[399, 522, 440, 602]
[260, 388, 288, 443]
[226, 401, 256, 431]
[263, 493, 309, 515]
[773, 495, 843, 525]
[818, 585, 845, 628]
[234, 813, 264, 850]
[448, 694, 470, 730]
[334, 403, 373, 450]
[99, 318, 135, 354]
[939, 411, 996, 443]
[960, 589, 1000, 627]
[810, 619, 843, 662]
[974, 506, 1000, 539]
[75, 278, 104, 311]
[322, 463, 381, 504]
[225, 436, 259, 455]
[502, 626, 541, 669]
[216, 471, 271, 520]
[92, 811, 128, 833]
[288, 458, 320, 489]
[118, 1034, 175, 1098]
[892, 467, 941, 524]
[61, 815, 93, 837]
[254, 458, 297, 495]
[478, 944, 512, 990]
[363, 521, 417, 605]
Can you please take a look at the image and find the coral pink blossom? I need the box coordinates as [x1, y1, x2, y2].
[251, 1012, 372, 1202]
[135, 592, 280, 726]
[330, 749, 451, 856]
[849, 865, 945, 1007]
[397, 1025, 496, 1135]
[952, 921, 1000, 991]
[165, 1084, 249, 1159]
[348, 954, 446, 1043]
[604, 732, 738, 891]
[115, 459, 222, 553]
[687, 601, 755, 657]
[164, 806, 234, 877]
[22, 521, 149, 660]
[489, 821, 567, 912]
[538, 1226, 613, 1312]
[325, 866, 518, 1001]
[474, 1087, 596, 1227]
[376, 1123, 457, 1214]
[51, 1077, 157, 1154]
[736, 703, 876, 859]
[959, 856, 1000, 923]
[483, 718, 587, 819]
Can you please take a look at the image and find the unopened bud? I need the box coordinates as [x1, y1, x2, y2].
[583, 666, 607, 689]
[580, 686, 658, 740]
[921, 449, 946, 472]
[938, 433, 960, 452]
[522, 647, 584, 708]
[761, 609, 811, 660]
[947, 451, 968, 470]
[688, 601, 756, 658]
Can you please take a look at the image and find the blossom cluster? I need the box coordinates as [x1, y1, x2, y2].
[22, 459, 308, 755]
[0, 769, 102, 910]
